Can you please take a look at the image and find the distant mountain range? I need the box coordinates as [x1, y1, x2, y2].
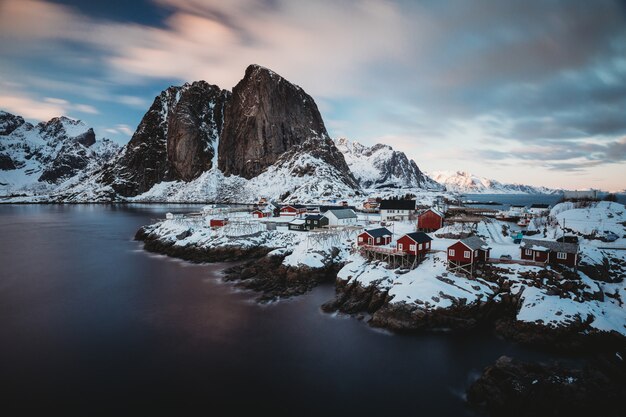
[1, 65, 561, 203]
[429, 170, 561, 195]
[0, 112, 118, 196]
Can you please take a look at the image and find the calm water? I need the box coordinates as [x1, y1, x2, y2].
[462, 193, 626, 210]
[0, 205, 567, 415]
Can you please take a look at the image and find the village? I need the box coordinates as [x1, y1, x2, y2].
[145, 193, 625, 337]
[164, 195, 590, 275]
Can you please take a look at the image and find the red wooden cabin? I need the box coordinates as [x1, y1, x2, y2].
[357, 227, 392, 246]
[417, 208, 444, 232]
[396, 232, 432, 256]
[447, 236, 490, 264]
[280, 205, 307, 216]
[520, 238, 578, 267]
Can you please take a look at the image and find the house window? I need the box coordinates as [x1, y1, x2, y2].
[376, 237, 380, 243]
[358, 237, 363, 242]
[410, 244, 416, 251]
[426, 242, 430, 249]
[398, 243, 403, 250]
[525, 249, 532, 256]
[464, 251, 470, 258]
[314, 221, 318, 224]
[474, 250, 478, 256]
[449, 249, 455, 256]
[418, 243, 422, 250]
[557, 252, 567, 260]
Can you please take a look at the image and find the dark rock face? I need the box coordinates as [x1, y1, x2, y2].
[467, 356, 626, 417]
[73, 128, 96, 147]
[102, 81, 230, 196]
[38, 142, 92, 183]
[0, 111, 26, 135]
[167, 83, 229, 181]
[218, 65, 330, 179]
[0, 153, 16, 170]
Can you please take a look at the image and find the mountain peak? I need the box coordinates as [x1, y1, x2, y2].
[218, 64, 329, 179]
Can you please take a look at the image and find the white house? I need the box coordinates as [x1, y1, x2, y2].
[379, 199, 415, 221]
[322, 209, 358, 226]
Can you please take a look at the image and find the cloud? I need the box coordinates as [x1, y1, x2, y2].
[477, 137, 626, 172]
[104, 124, 134, 136]
[0, 92, 99, 120]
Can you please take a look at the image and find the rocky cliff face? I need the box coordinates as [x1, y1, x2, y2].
[336, 138, 441, 190]
[218, 65, 330, 179]
[102, 81, 230, 196]
[0, 111, 119, 195]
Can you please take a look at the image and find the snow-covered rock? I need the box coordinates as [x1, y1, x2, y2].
[336, 138, 441, 191]
[0, 111, 119, 197]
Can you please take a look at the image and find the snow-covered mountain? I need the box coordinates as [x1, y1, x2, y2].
[335, 138, 441, 191]
[0, 111, 119, 197]
[429, 170, 560, 194]
[50, 65, 361, 203]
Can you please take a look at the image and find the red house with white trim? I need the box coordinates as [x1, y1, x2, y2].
[520, 238, 578, 267]
[357, 227, 392, 246]
[417, 208, 444, 232]
[447, 236, 490, 264]
[396, 232, 432, 256]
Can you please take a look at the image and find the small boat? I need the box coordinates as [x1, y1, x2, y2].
[517, 218, 529, 227]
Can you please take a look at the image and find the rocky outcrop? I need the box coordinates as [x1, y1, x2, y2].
[218, 65, 331, 179]
[0, 111, 26, 135]
[467, 356, 625, 417]
[223, 254, 343, 302]
[0, 153, 16, 170]
[102, 82, 230, 196]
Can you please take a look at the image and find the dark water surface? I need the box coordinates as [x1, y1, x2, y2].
[462, 193, 626, 210]
[0, 205, 567, 415]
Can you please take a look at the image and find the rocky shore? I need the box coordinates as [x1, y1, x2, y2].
[135, 224, 345, 302]
[467, 355, 626, 417]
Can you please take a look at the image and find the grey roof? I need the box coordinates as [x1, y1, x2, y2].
[460, 236, 490, 251]
[404, 232, 433, 243]
[324, 209, 357, 219]
[363, 227, 392, 238]
[520, 238, 578, 254]
[530, 204, 550, 209]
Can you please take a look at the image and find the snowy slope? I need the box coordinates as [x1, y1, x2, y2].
[429, 170, 559, 194]
[0, 111, 119, 197]
[336, 138, 441, 191]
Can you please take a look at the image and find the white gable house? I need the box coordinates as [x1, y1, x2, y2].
[322, 209, 358, 226]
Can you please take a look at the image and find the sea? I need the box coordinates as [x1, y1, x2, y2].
[0, 204, 580, 415]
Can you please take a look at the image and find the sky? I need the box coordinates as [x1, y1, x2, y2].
[0, 0, 625, 191]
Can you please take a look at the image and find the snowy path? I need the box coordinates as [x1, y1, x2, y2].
[482, 218, 507, 244]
